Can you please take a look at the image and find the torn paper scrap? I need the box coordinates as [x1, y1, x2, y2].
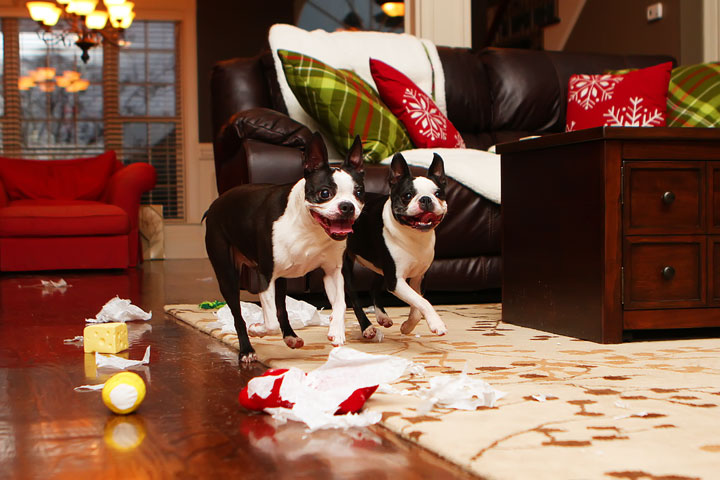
[74, 383, 105, 392]
[209, 297, 328, 334]
[63, 335, 84, 345]
[414, 370, 506, 414]
[96, 346, 150, 370]
[86, 296, 152, 323]
[531, 394, 547, 402]
[41, 279, 70, 294]
[242, 347, 421, 431]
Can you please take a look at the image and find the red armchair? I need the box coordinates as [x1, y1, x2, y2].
[0, 151, 156, 271]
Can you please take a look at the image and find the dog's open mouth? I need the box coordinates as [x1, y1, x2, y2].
[403, 211, 444, 231]
[311, 211, 355, 240]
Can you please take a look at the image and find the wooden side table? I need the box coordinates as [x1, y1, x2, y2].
[497, 127, 720, 343]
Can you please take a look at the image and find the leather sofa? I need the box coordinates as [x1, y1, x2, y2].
[210, 45, 674, 295]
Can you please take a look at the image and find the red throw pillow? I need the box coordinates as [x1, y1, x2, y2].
[369, 58, 465, 148]
[565, 62, 672, 132]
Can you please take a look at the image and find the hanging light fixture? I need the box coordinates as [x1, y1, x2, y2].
[26, 0, 136, 63]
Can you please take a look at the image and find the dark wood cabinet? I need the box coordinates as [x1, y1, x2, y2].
[498, 127, 720, 343]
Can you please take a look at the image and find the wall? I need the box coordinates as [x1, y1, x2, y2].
[563, 0, 703, 65]
[196, 1, 295, 144]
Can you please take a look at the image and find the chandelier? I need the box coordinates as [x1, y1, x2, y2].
[26, 0, 136, 64]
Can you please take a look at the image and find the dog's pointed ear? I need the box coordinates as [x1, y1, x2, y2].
[343, 135, 364, 174]
[428, 153, 447, 187]
[304, 132, 329, 174]
[389, 152, 411, 186]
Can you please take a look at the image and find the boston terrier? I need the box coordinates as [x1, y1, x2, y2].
[343, 152, 448, 339]
[204, 133, 365, 363]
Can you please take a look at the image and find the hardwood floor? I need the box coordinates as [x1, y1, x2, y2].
[0, 259, 480, 479]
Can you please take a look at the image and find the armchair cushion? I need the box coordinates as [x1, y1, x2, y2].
[0, 201, 128, 237]
[278, 49, 412, 163]
[0, 151, 119, 201]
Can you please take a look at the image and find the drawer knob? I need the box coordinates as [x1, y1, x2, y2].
[662, 191, 676, 204]
[662, 266, 676, 280]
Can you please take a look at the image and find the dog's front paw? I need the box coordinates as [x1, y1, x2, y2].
[248, 324, 267, 337]
[429, 321, 448, 336]
[284, 336, 304, 349]
[375, 310, 393, 328]
[239, 351, 258, 364]
[327, 323, 346, 346]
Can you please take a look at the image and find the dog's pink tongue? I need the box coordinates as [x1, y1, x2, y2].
[329, 222, 353, 235]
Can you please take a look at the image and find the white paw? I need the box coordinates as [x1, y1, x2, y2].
[327, 322, 346, 346]
[428, 320, 448, 336]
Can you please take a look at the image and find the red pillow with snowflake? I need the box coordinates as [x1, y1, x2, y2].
[369, 58, 465, 148]
[565, 62, 672, 132]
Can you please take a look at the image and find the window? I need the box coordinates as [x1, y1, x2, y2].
[0, 18, 184, 220]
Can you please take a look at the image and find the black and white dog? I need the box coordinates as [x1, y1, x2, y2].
[343, 152, 448, 339]
[204, 133, 365, 363]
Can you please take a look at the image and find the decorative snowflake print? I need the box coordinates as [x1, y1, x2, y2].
[565, 120, 577, 132]
[603, 97, 664, 127]
[453, 130, 466, 148]
[403, 88, 447, 141]
[569, 74, 625, 110]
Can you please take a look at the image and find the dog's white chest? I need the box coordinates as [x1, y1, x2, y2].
[382, 201, 436, 278]
[271, 185, 345, 279]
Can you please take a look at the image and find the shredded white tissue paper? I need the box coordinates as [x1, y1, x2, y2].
[63, 335, 84, 344]
[247, 347, 420, 431]
[74, 383, 105, 392]
[209, 297, 328, 334]
[86, 296, 152, 323]
[414, 365, 506, 414]
[96, 346, 150, 370]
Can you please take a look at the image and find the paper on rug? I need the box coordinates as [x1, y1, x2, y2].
[165, 303, 720, 480]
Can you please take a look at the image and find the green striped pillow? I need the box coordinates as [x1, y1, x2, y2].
[277, 49, 412, 164]
[667, 62, 720, 127]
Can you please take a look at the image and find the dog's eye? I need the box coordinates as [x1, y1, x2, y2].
[434, 191, 442, 198]
[403, 192, 413, 202]
[354, 186, 364, 197]
[319, 189, 331, 200]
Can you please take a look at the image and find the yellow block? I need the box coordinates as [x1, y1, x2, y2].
[83, 322, 128, 354]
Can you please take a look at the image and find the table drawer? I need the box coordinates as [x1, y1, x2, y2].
[623, 236, 706, 309]
[624, 161, 705, 234]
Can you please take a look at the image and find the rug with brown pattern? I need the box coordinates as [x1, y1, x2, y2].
[164, 303, 720, 480]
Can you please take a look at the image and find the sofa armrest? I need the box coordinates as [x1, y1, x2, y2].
[213, 108, 312, 193]
[103, 162, 157, 226]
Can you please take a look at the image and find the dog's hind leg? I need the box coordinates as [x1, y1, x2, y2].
[205, 233, 256, 364]
[274, 277, 304, 349]
[343, 255, 376, 340]
[255, 281, 282, 337]
[370, 273, 393, 328]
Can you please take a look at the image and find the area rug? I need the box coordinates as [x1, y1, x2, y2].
[164, 303, 720, 480]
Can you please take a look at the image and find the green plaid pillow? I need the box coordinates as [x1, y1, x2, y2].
[667, 63, 720, 127]
[277, 49, 412, 164]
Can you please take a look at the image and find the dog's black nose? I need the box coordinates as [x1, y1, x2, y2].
[338, 201, 355, 216]
[419, 196, 433, 210]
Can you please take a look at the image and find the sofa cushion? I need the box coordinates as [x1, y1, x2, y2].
[0, 200, 129, 237]
[0, 151, 118, 201]
[369, 58, 465, 149]
[565, 62, 672, 131]
[667, 62, 720, 127]
[277, 49, 412, 164]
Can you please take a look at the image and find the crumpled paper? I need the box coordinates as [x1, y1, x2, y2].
[245, 347, 421, 431]
[413, 365, 506, 414]
[96, 346, 151, 370]
[208, 297, 328, 334]
[86, 296, 152, 323]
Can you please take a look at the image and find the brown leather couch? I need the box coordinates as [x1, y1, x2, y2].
[210, 46, 674, 295]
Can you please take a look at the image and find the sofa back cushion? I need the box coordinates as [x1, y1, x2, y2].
[0, 151, 119, 201]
